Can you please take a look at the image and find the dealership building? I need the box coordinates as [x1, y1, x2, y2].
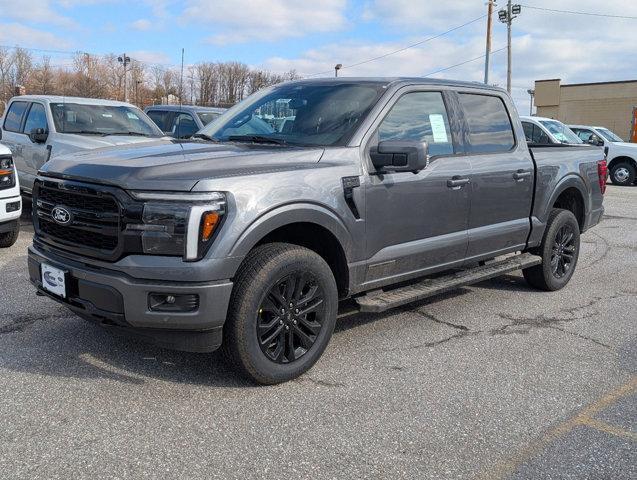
[533, 79, 637, 141]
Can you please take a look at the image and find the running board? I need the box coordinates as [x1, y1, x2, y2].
[354, 253, 541, 313]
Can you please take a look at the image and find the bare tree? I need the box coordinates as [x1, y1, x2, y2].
[29, 56, 56, 94]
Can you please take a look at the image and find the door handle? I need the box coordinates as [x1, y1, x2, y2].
[447, 177, 470, 189]
[513, 170, 531, 181]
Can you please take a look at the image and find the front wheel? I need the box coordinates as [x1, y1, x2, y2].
[0, 221, 20, 248]
[523, 209, 580, 291]
[610, 161, 636, 186]
[223, 243, 338, 384]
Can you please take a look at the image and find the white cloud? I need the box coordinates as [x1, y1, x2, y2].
[180, 0, 347, 44]
[131, 19, 152, 31]
[0, 0, 75, 27]
[0, 22, 73, 49]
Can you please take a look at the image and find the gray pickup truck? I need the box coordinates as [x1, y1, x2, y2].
[27, 78, 606, 384]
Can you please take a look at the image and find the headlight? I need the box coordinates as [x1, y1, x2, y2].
[127, 191, 226, 261]
[0, 156, 16, 190]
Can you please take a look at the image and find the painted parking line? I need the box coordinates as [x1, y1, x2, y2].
[481, 376, 637, 480]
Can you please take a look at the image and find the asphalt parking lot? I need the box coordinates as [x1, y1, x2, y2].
[0, 186, 635, 480]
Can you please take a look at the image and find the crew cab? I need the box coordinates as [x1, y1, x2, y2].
[569, 125, 637, 186]
[27, 78, 606, 384]
[0, 95, 165, 195]
[0, 144, 21, 247]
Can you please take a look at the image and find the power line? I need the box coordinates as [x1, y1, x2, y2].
[305, 13, 488, 77]
[519, 4, 637, 20]
[424, 46, 507, 77]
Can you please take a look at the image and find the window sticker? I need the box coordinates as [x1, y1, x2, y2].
[429, 114, 448, 143]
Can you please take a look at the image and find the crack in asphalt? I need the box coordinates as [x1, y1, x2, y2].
[295, 376, 346, 388]
[581, 231, 611, 271]
[0, 313, 69, 334]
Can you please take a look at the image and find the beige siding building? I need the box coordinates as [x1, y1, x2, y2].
[534, 79, 637, 140]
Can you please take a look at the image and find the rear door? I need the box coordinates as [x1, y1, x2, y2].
[362, 87, 471, 287]
[1, 100, 30, 189]
[456, 91, 534, 260]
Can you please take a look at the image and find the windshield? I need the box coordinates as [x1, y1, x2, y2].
[50, 103, 163, 136]
[597, 128, 623, 142]
[197, 112, 222, 125]
[200, 82, 387, 146]
[539, 120, 582, 144]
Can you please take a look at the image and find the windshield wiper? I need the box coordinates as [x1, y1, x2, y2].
[68, 130, 108, 136]
[104, 131, 152, 137]
[192, 133, 220, 142]
[227, 135, 287, 145]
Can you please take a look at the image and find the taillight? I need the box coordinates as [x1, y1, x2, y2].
[597, 159, 608, 194]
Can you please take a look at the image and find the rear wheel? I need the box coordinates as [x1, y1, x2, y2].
[609, 161, 636, 186]
[0, 221, 20, 248]
[523, 209, 580, 291]
[223, 243, 338, 384]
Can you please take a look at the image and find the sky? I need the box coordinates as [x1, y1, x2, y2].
[1, 0, 636, 113]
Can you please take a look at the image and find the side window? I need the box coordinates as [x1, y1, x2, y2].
[522, 122, 533, 142]
[377, 91, 454, 156]
[24, 103, 48, 133]
[575, 129, 593, 142]
[172, 113, 198, 138]
[458, 93, 515, 153]
[147, 110, 173, 132]
[3, 101, 29, 133]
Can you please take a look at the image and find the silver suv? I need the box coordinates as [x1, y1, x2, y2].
[0, 95, 165, 194]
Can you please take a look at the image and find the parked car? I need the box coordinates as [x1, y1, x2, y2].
[569, 125, 637, 185]
[0, 95, 166, 195]
[521, 116, 583, 145]
[27, 78, 606, 384]
[0, 144, 21, 247]
[145, 105, 227, 138]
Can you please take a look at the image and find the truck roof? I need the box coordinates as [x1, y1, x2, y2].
[145, 105, 227, 113]
[8, 95, 138, 108]
[283, 77, 505, 92]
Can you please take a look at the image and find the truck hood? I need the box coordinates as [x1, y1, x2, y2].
[53, 134, 167, 152]
[39, 140, 325, 191]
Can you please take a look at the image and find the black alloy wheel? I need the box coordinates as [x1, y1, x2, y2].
[550, 223, 577, 279]
[257, 272, 325, 364]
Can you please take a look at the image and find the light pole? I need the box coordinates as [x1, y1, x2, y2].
[498, 2, 521, 94]
[527, 89, 535, 115]
[117, 54, 131, 102]
[484, 0, 495, 84]
[334, 63, 342, 78]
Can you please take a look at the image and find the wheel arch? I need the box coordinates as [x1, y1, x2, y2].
[546, 175, 589, 231]
[607, 155, 636, 171]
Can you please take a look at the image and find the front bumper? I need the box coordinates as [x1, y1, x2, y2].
[28, 245, 234, 352]
[0, 194, 21, 227]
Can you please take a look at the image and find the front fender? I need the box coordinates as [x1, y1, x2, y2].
[228, 202, 353, 260]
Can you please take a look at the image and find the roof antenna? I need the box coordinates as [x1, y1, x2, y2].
[177, 47, 184, 141]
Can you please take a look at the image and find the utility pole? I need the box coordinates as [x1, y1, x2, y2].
[498, 2, 521, 94]
[527, 89, 535, 115]
[334, 63, 342, 77]
[118, 53, 131, 102]
[483, 0, 495, 84]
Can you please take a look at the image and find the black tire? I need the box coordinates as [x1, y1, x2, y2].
[0, 221, 20, 248]
[523, 209, 580, 291]
[609, 161, 636, 186]
[223, 242, 338, 384]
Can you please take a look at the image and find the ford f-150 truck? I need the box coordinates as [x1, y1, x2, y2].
[27, 78, 607, 384]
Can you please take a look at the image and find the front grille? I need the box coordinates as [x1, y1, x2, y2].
[35, 181, 121, 256]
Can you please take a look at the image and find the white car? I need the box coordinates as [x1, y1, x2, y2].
[569, 125, 637, 186]
[0, 144, 21, 247]
[520, 116, 584, 145]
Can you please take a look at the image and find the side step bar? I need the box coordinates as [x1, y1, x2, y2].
[354, 253, 541, 313]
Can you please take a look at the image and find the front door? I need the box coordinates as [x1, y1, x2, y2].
[456, 92, 534, 259]
[20, 102, 51, 192]
[362, 89, 471, 288]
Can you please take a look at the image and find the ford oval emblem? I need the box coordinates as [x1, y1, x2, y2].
[51, 206, 72, 225]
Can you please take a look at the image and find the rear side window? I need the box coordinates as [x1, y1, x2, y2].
[458, 93, 515, 153]
[24, 103, 48, 133]
[377, 91, 454, 156]
[147, 110, 174, 132]
[3, 101, 29, 132]
[522, 121, 550, 144]
[573, 129, 593, 142]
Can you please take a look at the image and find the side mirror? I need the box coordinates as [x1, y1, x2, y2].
[29, 128, 48, 144]
[370, 140, 428, 173]
[588, 136, 604, 146]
